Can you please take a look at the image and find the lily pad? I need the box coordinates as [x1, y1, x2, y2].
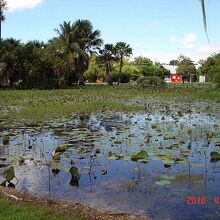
[5, 166, 15, 182]
[18, 156, 25, 164]
[3, 135, 9, 145]
[131, 150, 148, 162]
[210, 152, 220, 161]
[69, 166, 80, 187]
[55, 145, 68, 153]
[155, 180, 172, 186]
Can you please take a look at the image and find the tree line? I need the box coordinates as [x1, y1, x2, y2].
[0, 31, 219, 88]
[0, 0, 219, 88]
[0, 19, 172, 89]
[169, 54, 220, 85]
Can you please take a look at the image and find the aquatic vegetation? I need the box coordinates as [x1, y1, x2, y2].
[69, 166, 80, 187]
[0, 166, 18, 187]
[0, 85, 219, 125]
[210, 151, 220, 161]
[2, 135, 9, 145]
[155, 174, 175, 186]
[131, 150, 148, 162]
[0, 86, 220, 219]
[18, 156, 25, 164]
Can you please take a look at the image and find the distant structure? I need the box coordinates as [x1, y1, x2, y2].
[199, 75, 208, 83]
[163, 65, 183, 83]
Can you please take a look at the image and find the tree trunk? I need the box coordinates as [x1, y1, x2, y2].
[78, 57, 89, 86]
[117, 56, 123, 86]
[78, 71, 85, 85]
[106, 63, 113, 86]
[0, 20, 2, 40]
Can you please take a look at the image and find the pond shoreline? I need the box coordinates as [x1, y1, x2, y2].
[0, 186, 149, 220]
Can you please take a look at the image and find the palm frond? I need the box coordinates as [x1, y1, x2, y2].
[200, 0, 210, 42]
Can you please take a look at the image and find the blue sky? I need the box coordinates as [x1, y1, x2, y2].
[2, 0, 220, 63]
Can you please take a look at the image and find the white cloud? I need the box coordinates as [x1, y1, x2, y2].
[169, 33, 198, 49]
[133, 42, 220, 64]
[149, 21, 159, 28]
[181, 33, 198, 49]
[6, 0, 44, 11]
[169, 35, 178, 42]
[192, 42, 220, 61]
[181, 33, 198, 44]
[133, 51, 179, 64]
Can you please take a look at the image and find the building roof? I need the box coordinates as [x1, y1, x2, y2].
[162, 65, 178, 74]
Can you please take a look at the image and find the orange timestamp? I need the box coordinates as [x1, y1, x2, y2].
[187, 196, 220, 205]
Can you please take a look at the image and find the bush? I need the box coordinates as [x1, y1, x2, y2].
[58, 75, 68, 89]
[136, 76, 165, 88]
[214, 72, 220, 88]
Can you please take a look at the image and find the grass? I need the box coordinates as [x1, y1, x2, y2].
[0, 196, 85, 220]
[0, 84, 220, 124]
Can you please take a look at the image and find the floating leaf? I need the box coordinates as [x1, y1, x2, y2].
[3, 135, 9, 145]
[69, 166, 80, 177]
[210, 152, 220, 161]
[69, 166, 80, 187]
[115, 154, 123, 159]
[5, 166, 15, 182]
[151, 124, 158, 129]
[131, 150, 148, 162]
[55, 145, 68, 153]
[155, 180, 171, 186]
[160, 174, 175, 181]
[18, 156, 25, 164]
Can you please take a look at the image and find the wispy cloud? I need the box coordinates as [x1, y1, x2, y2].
[133, 51, 179, 64]
[133, 42, 220, 64]
[6, 0, 45, 12]
[169, 33, 198, 49]
[169, 35, 178, 43]
[181, 33, 198, 49]
[149, 21, 160, 28]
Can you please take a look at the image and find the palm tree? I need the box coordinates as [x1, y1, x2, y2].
[55, 20, 102, 85]
[72, 19, 103, 85]
[114, 42, 132, 85]
[98, 44, 116, 85]
[0, 0, 7, 40]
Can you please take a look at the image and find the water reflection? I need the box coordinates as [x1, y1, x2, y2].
[0, 110, 220, 219]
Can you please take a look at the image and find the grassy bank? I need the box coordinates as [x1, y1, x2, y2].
[0, 187, 147, 220]
[0, 85, 220, 124]
[0, 196, 78, 220]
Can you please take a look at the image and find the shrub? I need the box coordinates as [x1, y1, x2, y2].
[136, 76, 165, 88]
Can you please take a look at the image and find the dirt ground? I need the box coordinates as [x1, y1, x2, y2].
[0, 186, 149, 220]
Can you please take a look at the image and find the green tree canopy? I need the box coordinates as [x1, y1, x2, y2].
[177, 55, 197, 81]
[114, 42, 132, 85]
[98, 44, 116, 85]
[54, 20, 103, 85]
[198, 53, 220, 85]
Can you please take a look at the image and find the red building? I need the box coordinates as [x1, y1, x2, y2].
[171, 74, 182, 83]
[163, 65, 183, 83]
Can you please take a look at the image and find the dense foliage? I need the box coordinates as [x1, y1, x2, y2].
[0, 26, 170, 88]
[198, 53, 220, 86]
[176, 55, 197, 82]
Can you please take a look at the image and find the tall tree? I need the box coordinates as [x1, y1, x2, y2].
[177, 55, 197, 83]
[55, 20, 102, 85]
[0, 0, 7, 40]
[72, 20, 102, 85]
[114, 42, 132, 85]
[98, 44, 116, 85]
[169, 59, 179, 66]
